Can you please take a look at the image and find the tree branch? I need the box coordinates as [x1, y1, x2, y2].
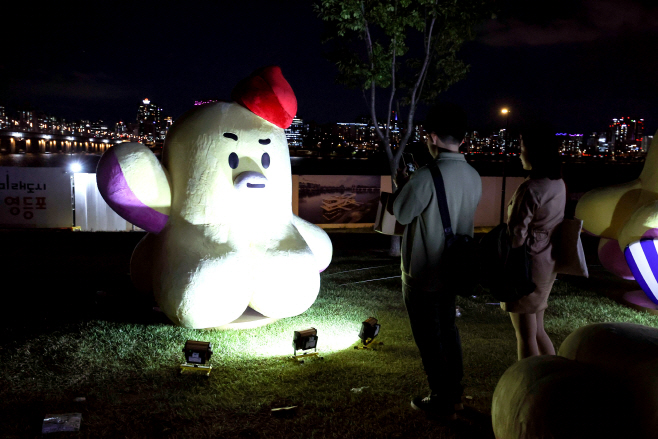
[361, 2, 388, 155]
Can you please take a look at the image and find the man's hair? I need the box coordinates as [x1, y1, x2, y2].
[424, 103, 467, 143]
[521, 121, 562, 180]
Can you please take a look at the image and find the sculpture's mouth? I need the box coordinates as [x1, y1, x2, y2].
[234, 171, 268, 190]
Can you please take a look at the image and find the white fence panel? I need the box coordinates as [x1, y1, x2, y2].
[74, 173, 133, 231]
[475, 176, 526, 227]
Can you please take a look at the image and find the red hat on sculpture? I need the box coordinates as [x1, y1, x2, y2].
[231, 66, 297, 129]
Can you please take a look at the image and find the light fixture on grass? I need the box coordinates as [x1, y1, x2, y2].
[180, 340, 213, 376]
[355, 317, 383, 350]
[291, 327, 323, 363]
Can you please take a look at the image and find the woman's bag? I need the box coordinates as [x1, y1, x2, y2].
[552, 218, 589, 277]
[373, 191, 405, 236]
[479, 223, 536, 302]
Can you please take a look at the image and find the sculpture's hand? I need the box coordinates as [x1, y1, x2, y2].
[96, 142, 171, 233]
[292, 215, 333, 272]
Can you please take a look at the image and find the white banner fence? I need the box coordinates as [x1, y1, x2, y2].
[0, 167, 522, 231]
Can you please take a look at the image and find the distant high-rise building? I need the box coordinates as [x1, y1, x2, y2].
[116, 121, 128, 135]
[555, 133, 584, 154]
[18, 110, 35, 131]
[609, 117, 644, 151]
[642, 135, 654, 152]
[285, 116, 304, 148]
[137, 98, 164, 142]
[0, 106, 5, 129]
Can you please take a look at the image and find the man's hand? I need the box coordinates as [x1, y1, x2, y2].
[395, 167, 410, 189]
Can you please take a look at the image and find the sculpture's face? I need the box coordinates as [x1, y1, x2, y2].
[163, 102, 292, 225]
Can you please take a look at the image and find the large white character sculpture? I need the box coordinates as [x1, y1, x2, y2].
[96, 66, 333, 328]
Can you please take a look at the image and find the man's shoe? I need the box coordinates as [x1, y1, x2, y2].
[411, 395, 457, 421]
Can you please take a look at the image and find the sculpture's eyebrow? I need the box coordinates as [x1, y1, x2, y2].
[223, 133, 238, 141]
[259, 138, 271, 145]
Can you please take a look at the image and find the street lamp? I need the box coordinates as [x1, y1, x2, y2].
[500, 108, 510, 146]
[500, 108, 510, 223]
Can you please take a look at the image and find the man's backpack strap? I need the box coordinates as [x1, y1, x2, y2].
[429, 164, 454, 239]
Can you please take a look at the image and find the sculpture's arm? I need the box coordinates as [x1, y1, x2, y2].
[575, 180, 642, 238]
[96, 142, 171, 233]
[618, 200, 658, 250]
[292, 215, 333, 272]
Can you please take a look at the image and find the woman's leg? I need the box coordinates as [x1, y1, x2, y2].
[509, 312, 539, 360]
[535, 309, 555, 355]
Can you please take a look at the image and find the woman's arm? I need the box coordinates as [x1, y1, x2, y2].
[508, 184, 537, 248]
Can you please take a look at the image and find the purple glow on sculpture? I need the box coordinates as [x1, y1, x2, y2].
[599, 238, 634, 280]
[96, 151, 168, 233]
[642, 228, 658, 240]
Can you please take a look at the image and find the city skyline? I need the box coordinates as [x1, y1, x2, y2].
[1, 0, 657, 135]
[1, 99, 651, 159]
[0, 98, 647, 142]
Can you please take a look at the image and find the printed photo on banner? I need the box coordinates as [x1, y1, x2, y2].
[298, 175, 381, 224]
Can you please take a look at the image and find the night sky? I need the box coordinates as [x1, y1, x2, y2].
[1, 0, 657, 136]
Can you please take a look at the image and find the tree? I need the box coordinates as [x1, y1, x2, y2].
[314, 0, 496, 190]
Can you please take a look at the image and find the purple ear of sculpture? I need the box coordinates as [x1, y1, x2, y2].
[96, 150, 169, 233]
[598, 238, 634, 280]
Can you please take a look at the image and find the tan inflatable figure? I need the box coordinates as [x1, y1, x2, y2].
[492, 323, 658, 439]
[576, 131, 658, 304]
[96, 66, 333, 328]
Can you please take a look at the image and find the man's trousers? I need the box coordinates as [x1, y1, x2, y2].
[403, 282, 463, 403]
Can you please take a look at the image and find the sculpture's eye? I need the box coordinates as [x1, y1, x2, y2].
[228, 152, 239, 169]
[261, 152, 270, 169]
[259, 138, 271, 145]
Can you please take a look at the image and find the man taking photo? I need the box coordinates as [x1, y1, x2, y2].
[393, 103, 482, 420]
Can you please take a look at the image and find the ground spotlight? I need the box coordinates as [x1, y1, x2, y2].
[355, 317, 383, 350]
[180, 340, 213, 376]
[291, 327, 323, 363]
[69, 162, 82, 173]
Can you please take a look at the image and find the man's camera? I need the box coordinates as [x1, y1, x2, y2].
[403, 153, 417, 174]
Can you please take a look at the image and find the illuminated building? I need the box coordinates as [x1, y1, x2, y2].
[137, 98, 164, 143]
[285, 116, 304, 148]
[609, 117, 644, 151]
[18, 110, 35, 132]
[335, 122, 372, 149]
[555, 133, 584, 155]
[642, 135, 654, 153]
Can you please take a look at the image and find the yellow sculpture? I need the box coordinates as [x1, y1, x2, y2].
[576, 131, 658, 303]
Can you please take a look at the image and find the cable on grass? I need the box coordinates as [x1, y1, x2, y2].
[338, 275, 401, 286]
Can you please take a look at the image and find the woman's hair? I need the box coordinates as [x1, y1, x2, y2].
[521, 122, 562, 180]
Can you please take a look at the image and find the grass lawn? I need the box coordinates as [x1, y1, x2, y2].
[2, 234, 658, 438]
